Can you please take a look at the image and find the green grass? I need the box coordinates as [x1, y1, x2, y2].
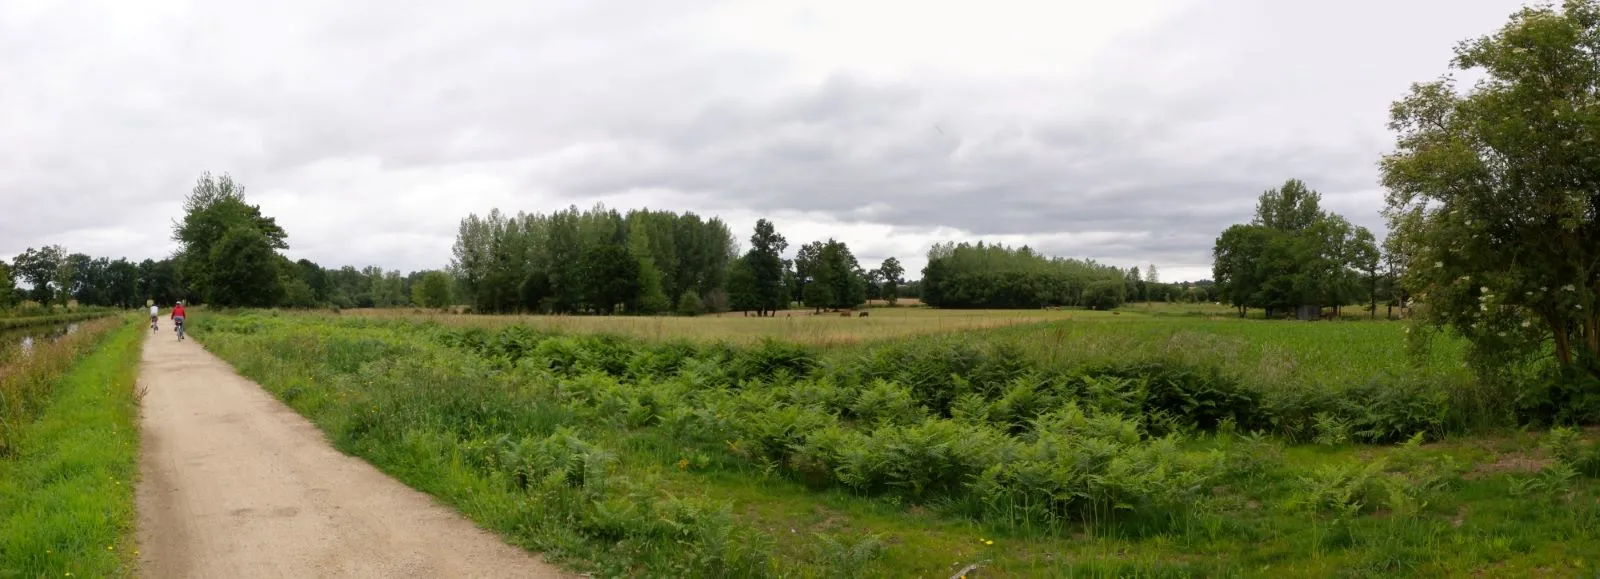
[186, 311, 1600, 577]
[0, 318, 144, 578]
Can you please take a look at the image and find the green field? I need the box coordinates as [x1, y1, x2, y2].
[184, 306, 1600, 578]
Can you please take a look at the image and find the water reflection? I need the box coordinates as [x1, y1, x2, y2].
[2, 322, 80, 361]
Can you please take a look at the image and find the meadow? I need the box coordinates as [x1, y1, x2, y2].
[187, 306, 1600, 578]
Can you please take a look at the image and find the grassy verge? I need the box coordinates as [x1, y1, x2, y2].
[0, 318, 144, 578]
[188, 311, 1600, 577]
[1, 317, 125, 455]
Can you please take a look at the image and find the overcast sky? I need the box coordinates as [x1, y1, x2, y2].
[1, 0, 1529, 282]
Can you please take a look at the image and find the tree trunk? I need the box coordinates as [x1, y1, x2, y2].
[1550, 315, 1574, 366]
[1586, 313, 1599, 363]
[1371, 297, 1377, 319]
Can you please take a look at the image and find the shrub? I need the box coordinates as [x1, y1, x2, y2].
[675, 292, 706, 317]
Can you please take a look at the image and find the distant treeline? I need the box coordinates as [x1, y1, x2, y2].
[3, 172, 1215, 316]
[448, 206, 914, 316]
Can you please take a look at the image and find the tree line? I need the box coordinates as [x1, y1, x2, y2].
[0, 173, 456, 313]
[920, 242, 1130, 309]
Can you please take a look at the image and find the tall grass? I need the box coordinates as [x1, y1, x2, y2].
[184, 312, 1600, 577]
[0, 317, 124, 456]
[0, 318, 143, 578]
[337, 306, 1086, 347]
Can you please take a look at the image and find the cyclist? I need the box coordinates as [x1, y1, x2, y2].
[171, 301, 187, 341]
[150, 303, 160, 332]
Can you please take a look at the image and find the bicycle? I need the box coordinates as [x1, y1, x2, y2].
[174, 318, 185, 341]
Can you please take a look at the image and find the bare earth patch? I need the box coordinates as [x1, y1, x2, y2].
[1466, 452, 1553, 479]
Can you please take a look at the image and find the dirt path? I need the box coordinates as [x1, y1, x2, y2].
[134, 330, 571, 578]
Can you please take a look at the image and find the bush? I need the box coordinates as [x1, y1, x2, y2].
[675, 292, 706, 317]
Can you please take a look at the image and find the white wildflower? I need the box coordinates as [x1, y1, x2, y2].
[1522, 319, 1532, 328]
[1498, 332, 1507, 337]
[1435, 261, 1444, 268]
[1562, 284, 1576, 292]
[1480, 286, 1489, 293]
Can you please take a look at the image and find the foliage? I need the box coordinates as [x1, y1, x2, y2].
[9, 246, 64, 305]
[875, 257, 904, 305]
[742, 219, 789, 316]
[205, 225, 285, 307]
[172, 172, 288, 305]
[675, 290, 706, 317]
[579, 242, 641, 315]
[921, 241, 1125, 309]
[412, 271, 454, 309]
[1212, 179, 1378, 318]
[1082, 279, 1127, 310]
[1380, 0, 1600, 415]
[0, 261, 14, 309]
[451, 205, 737, 315]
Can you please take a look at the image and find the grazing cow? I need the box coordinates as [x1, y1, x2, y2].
[858, 311, 869, 317]
[840, 311, 851, 317]
[1319, 310, 1337, 321]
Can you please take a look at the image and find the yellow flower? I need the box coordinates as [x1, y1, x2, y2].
[985, 540, 994, 545]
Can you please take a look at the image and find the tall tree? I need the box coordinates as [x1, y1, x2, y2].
[173, 173, 288, 304]
[12, 245, 64, 304]
[1380, 0, 1600, 403]
[1211, 179, 1370, 318]
[579, 241, 641, 315]
[745, 219, 788, 317]
[877, 257, 904, 305]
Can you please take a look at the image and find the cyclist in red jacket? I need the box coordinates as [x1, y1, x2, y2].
[171, 301, 187, 341]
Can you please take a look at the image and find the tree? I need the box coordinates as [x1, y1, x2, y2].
[821, 240, 866, 310]
[1211, 179, 1371, 319]
[206, 225, 284, 307]
[0, 260, 15, 308]
[579, 242, 640, 315]
[675, 290, 706, 317]
[1379, 0, 1600, 411]
[1145, 264, 1160, 285]
[745, 219, 788, 316]
[106, 258, 139, 308]
[1350, 228, 1382, 318]
[413, 270, 454, 309]
[173, 173, 288, 305]
[12, 245, 64, 304]
[726, 257, 759, 315]
[1083, 279, 1127, 310]
[877, 257, 904, 305]
[922, 241, 1124, 309]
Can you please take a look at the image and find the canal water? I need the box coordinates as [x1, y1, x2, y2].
[0, 322, 82, 365]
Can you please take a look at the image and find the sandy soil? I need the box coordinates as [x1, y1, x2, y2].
[134, 330, 571, 578]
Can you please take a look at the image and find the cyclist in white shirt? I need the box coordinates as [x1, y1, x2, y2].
[150, 304, 160, 331]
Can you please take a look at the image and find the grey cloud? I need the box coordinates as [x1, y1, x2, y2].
[0, 0, 1533, 281]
